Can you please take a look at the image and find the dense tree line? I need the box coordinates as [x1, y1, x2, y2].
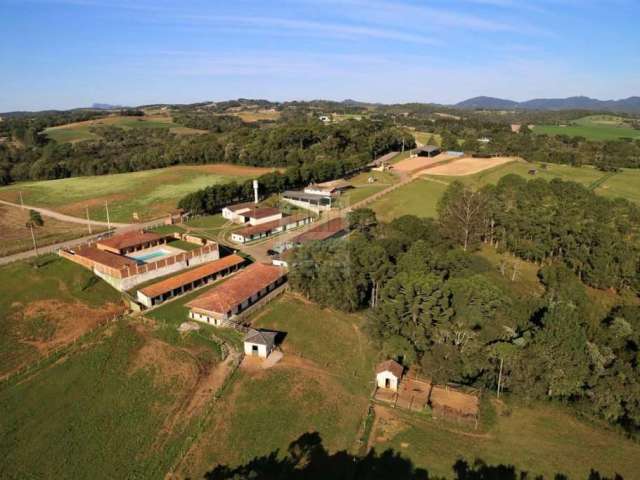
[0, 112, 413, 186]
[289, 207, 640, 433]
[438, 176, 640, 293]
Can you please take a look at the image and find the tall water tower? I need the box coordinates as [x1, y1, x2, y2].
[253, 180, 259, 204]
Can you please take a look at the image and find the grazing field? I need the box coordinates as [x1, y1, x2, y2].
[0, 322, 201, 479]
[44, 114, 206, 143]
[371, 402, 640, 479]
[413, 130, 442, 146]
[179, 294, 378, 477]
[371, 177, 449, 221]
[0, 203, 101, 256]
[533, 115, 640, 141]
[372, 161, 639, 222]
[335, 170, 399, 207]
[593, 168, 640, 204]
[0, 164, 275, 223]
[0, 255, 123, 378]
[227, 109, 281, 122]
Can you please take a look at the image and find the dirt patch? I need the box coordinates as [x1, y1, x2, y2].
[430, 385, 479, 418]
[394, 153, 452, 173]
[423, 156, 517, 176]
[130, 336, 198, 387]
[369, 405, 408, 448]
[16, 299, 123, 354]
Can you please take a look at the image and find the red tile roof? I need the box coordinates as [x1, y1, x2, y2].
[291, 218, 346, 243]
[186, 263, 285, 314]
[376, 360, 403, 378]
[224, 201, 255, 212]
[139, 254, 245, 299]
[235, 213, 313, 238]
[73, 245, 138, 269]
[97, 230, 166, 251]
[243, 207, 281, 220]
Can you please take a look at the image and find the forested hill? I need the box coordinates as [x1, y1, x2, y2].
[456, 95, 640, 114]
[290, 176, 640, 435]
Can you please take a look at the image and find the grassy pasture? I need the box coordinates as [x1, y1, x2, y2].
[413, 130, 442, 146]
[0, 203, 103, 257]
[0, 322, 195, 479]
[0, 164, 274, 223]
[44, 114, 205, 143]
[533, 115, 640, 141]
[371, 161, 639, 222]
[0, 255, 122, 377]
[372, 402, 640, 479]
[180, 294, 377, 477]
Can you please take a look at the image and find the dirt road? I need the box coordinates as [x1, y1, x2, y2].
[0, 199, 129, 228]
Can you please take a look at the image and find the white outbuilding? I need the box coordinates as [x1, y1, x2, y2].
[243, 328, 278, 359]
[375, 359, 404, 391]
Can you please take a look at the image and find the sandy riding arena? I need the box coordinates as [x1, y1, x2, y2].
[422, 156, 517, 176]
[394, 153, 452, 173]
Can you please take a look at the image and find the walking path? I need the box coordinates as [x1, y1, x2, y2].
[0, 199, 129, 227]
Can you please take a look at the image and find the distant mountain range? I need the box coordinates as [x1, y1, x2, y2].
[91, 103, 124, 110]
[454, 96, 640, 114]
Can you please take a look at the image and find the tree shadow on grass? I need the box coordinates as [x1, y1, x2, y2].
[201, 432, 623, 480]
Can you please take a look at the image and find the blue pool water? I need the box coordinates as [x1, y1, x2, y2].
[128, 249, 171, 263]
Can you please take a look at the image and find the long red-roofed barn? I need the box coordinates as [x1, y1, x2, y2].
[186, 262, 287, 326]
[136, 254, 246, 308]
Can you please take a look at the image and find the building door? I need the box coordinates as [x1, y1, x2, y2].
[385, 378, 390, 389]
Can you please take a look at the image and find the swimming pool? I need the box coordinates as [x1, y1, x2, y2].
[128, 249, 172, 263]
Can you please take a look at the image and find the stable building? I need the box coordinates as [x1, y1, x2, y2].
[244, 328, 278, 358]
[376, 360, 404, 391]
[135, 254, 245, 308]
[241, 207, 282, 226]
[411, 145, 441, 158]
[222, 202, 255, 223]
[304, 179, 352, 197]
[230, 213, 315, 244]
[290, 217, 346, 245]
[96, 230, 170, 255]
[186, 262, 287, 326]
[282, 190, 333, 211]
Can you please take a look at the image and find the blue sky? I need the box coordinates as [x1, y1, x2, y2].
[1, 0, 638, 111]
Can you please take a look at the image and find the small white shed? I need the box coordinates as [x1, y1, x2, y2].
[244, 328, 278, 359]
[375, 359, 404, 391]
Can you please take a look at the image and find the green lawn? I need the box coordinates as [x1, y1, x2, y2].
[180, 294, 378, 477]
[374, 402, 640, 479]
[413, 130, 442, 146]
[44, 115, 178, 143]
[0, 165, 272, 223]
[253, 294, 377, 395]
[371, 161, 638, 223]
[533, 115, 640, 141]
[371, 178, 450, 221]
[0, 255, 122, 377]
[0, 322, 193, 479]
[594, 168, 640, 204]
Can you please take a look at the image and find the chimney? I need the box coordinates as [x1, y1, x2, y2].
[253, 179, 259, 204]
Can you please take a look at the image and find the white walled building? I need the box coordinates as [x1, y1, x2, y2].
[243, 329, 278, 358]
[375, 360, 404, 391]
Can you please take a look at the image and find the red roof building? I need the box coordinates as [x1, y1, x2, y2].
[187, 263, 287, 324]
[96, 230, 169, 255]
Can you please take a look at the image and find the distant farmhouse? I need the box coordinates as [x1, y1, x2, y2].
[282, 179, 352, 212]
[59, 229, 219, 291]
[186, 262, 287, 326]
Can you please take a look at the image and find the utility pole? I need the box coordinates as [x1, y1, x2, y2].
[86, 207, 92, 235]
[29, 223, 39, 257]
[105, 201, 111, 231]
[19, 191, 24, 209]
[497, 357, 504, 398]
